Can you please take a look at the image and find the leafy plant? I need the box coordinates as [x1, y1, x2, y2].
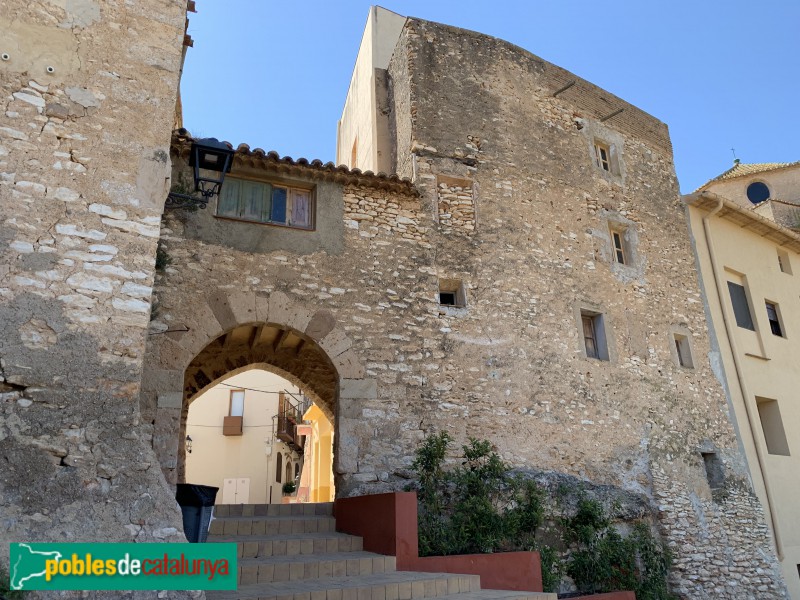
[410, 433, 544, 557]
[282, 481, 296, 495]
[562, 498, 675, 599]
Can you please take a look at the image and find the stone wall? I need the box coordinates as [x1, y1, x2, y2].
[0, 0, 190, 584]
[379, 18, 786, 598]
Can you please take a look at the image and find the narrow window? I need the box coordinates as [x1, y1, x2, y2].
[765, 302, 783, 337]
[276, 452, 283, 483]
[777, 249, 792, 274]
[581, 310, 609, 360]
[294, 463, 300, 479]
[351, 138, 358, 169]
[285, 462, 291, 484]
[612, 231, 625, 264]
[701, 452, 725, 490]
[727, 281, 755, 330]
[594, 142, 611, 172]
[229, 390, 245, 417]
[674, 333, 694, 368]
[439, 279, 466, 308]
[756, 397, 790, 456]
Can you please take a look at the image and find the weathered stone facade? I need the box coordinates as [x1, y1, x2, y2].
[0, 2, 790, 598]
[0, 0, 191, 595]
[140, 17, 789, 599]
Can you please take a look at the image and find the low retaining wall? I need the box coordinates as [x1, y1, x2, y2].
[334, 491, 543, 592]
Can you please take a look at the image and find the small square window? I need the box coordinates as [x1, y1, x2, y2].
[765, 302, 783, 337]
[673, 333, 694, 368]
[594, 142, 611, 172]
[581, 310, 609, 361]
[439, 279, 466, 308]
[727, 281, 755, 331]
[756, 397, 790, 456]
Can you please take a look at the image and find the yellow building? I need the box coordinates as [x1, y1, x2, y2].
[686, 161, 800, 598]
[184, 369, 306, 504]
[298, 404, 335, 503]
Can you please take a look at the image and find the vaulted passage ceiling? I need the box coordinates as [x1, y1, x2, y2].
[184, 323, 338, 421]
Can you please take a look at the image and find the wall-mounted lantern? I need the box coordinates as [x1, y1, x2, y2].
[185, 435, 193, 454]
[166, 137, 235, 210]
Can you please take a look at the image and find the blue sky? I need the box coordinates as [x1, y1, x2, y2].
[181, 1, 799, 193]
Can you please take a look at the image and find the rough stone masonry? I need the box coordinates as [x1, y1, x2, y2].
[0, 3, 790, 600]
[0, 1, 193, 597]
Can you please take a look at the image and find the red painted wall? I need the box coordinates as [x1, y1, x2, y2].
[335, 491, 543, 592]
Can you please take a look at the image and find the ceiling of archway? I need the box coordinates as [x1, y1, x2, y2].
[184, 323, 338, 418]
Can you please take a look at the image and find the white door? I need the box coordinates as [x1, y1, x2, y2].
[222, 478, 250, 504]
[236, 478, 250, 504]
[222, 478, 237, 504]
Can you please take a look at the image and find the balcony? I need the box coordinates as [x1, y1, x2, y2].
[276, 391, 306, 454]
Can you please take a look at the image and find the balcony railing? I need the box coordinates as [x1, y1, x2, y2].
[276, 391, 306, 453]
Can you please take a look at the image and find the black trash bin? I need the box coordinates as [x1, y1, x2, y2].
[176, 483, 219, 543]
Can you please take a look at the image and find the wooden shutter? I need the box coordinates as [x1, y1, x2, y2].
[218, 179, 241, 217]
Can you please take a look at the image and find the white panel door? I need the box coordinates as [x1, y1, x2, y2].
[236, 478, 250, 504]
[222, 478, 237, 504]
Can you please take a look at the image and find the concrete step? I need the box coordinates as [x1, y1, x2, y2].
[206, 570, 481, 600]
[237, 551, 396, 584]
[209, 531, 364, 558]
[215, 503, 334, 518]
[211, 515, 337, 536]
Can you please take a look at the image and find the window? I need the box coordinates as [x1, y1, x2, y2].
[765, 302, 783, 337]
[229, 390, 245, 417]
[756, 397, 790, 456]
[673, 333, 694, 368]
[581, 310, 609, 360]
[294, 463, 300, 480]
[746, 181, 770, 204]
[285, 461, 291, 484]
[701, 452, 725, 490]
[217, 177, 313, 229]
[594, 141, 611, 172]
[727, 281, 755, 330]
[439, 279, 467, 308]
[276, 452, 282, 483]
[777, 249, 792, 274]
[611, 230, 625, 264]
[351, 138, 358, 169]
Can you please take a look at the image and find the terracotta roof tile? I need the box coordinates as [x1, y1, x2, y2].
[697, 160, 800, 191]
[170, 130, 418, 195]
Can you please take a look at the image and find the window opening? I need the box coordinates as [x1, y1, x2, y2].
[701, 452, 725, 490]
[756, 397, 790, 456]
[218, 177, 313, 229]
[766, 302, 783, 337]
[746, 181, 770, 204]
[276, 452, 283, 483]
[594, 142, 611, 172]
[229, 390, 245, 417]
[727, 281, 755, 330]
[777, 249, 792, 274]
[581, 310, 609, 361]
[439, 279, 466, 308]
[674, 333, 694, 368]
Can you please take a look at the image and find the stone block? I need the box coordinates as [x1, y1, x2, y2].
[227, 291, 257, 325]
[319, 328, 352, 358]
[306, 309, 337, 341]
[157, 392, 183, 409]
[333, 349, 365, 379]
[340, 378, 377, 400]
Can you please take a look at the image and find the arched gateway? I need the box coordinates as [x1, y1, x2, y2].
[140, 289, 374, 493]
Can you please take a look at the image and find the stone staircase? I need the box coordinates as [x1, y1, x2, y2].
[205, 503, 556, 600]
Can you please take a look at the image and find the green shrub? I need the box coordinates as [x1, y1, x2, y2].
[410, 433, 544, 557]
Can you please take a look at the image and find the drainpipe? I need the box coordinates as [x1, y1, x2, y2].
[696, 191, 784, 560]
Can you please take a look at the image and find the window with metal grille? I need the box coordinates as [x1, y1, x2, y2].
[727, 281, 755, 330]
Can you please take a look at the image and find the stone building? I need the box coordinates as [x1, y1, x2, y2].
[141, 8, 788, 598]
[686, 161, 800, 597]
[0, 1, 791, 598]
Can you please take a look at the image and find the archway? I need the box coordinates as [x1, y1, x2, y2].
[141, 290, 375, 499]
